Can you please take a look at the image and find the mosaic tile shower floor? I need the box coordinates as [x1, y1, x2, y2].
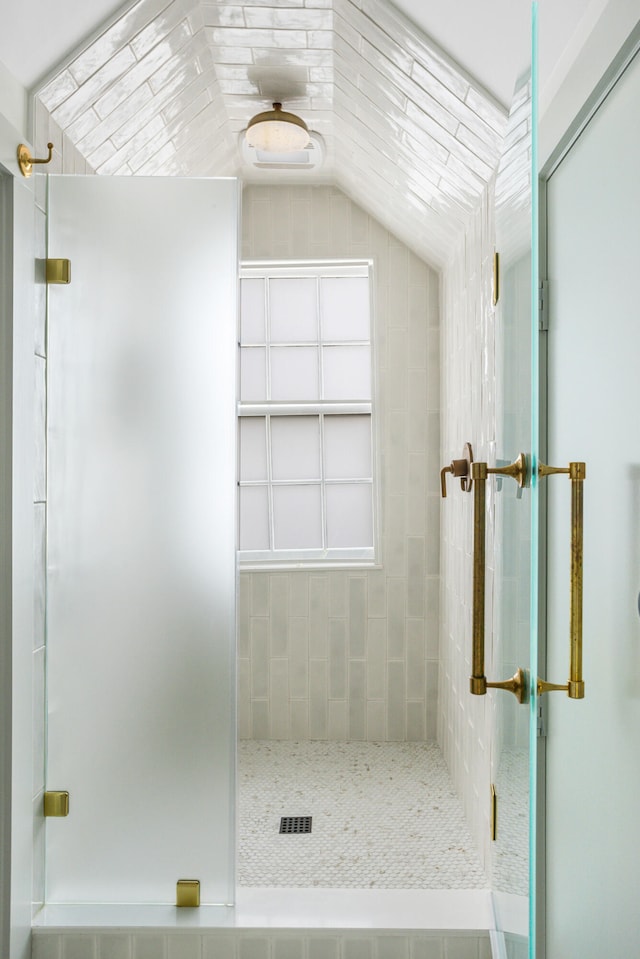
[238, 741, 489, 889]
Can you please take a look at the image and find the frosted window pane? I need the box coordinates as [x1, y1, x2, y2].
[240, 347, 267, 401]
[240, 278, 265, 343]
[320, 277, 370, 341]
[326, 484, 373, 547]
[239, 486, 270, 550]
[324, 415, 372, 479]
[270, 277, 317, 342]
[271, 346, 319, 400]
[271, 416, 320, 480]
[273, 485, 322, 549]
[322, 346, 371, 400]
[239, 417, 267, 481]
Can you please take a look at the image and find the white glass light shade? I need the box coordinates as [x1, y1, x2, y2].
[246, 102, 310, 152]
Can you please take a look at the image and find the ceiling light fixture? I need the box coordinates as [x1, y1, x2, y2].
[245, 102, 310, 153]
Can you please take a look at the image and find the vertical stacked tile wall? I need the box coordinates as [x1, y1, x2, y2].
[32, 927, 493, 958]
[439, 182, 498, 874]
[240, 184, 440, 743]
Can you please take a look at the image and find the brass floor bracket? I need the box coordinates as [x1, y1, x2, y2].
[176, 879, 200, 907]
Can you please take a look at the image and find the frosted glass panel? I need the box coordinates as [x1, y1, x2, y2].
[240, 346, 267, 401]
[320, 276, 370, 341]
[241, 278, 266, 342]
[322, 345, 371, 399]
[46, 176, 238, 905]
[326, 484, 373, 547]
[271, 346, 319, 400]
[270, 277, 317, 342]
[239, 486, 270, 549]
[324, 415, 372, 479]
[271, 416, 320, 481]
[240, 416, 267, 481]
[273, 485, 322, 548]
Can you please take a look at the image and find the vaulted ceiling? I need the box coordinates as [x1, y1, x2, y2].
[29, 0, 517, 266]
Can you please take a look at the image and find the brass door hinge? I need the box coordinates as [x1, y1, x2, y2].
[539, 279, 549, 330]
[493, 251, 500, 306]
[46, 258, 71, 284]
[44, 791, 69, 817]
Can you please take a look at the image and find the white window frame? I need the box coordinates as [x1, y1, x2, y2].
[237, 259, 380, 571]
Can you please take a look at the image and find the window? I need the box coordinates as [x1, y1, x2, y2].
[238, 260, 377, 569]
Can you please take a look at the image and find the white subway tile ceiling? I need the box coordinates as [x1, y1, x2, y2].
[33, 0, 507, 267]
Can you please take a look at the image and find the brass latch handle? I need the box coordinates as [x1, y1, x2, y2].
[441, 442, 474, 497]
[470, 454, 529, 701]
[537, 461, 586, 699]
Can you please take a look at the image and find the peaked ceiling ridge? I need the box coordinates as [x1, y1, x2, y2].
[32, 0, 509, 266]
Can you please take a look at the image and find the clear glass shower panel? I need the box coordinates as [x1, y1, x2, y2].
[46, 176, 239, 905]
[491, 6, 537, 949]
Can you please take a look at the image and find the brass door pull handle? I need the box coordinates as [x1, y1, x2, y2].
[471, 454, 528, 702]
[440, 442, 474, 497]
[537, 462, 586, 699]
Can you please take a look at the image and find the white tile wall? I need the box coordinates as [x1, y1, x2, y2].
[439, 182, 497, 875]
[31, 0, 506, 267]
[240, 184, 440, 743]
[32, 930, 492, 959]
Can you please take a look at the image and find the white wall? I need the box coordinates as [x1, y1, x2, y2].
[240, 184, 441, 743]
[0, 59, 27, 139]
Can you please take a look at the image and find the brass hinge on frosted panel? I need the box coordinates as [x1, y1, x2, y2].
[46, 258, 71, 284]
[491, 784, 497, 841]
[43, 791, 69, 817]
[539, 279, 549, 331]
[493, 251, 500, 306]
[176, 879, 200, 907]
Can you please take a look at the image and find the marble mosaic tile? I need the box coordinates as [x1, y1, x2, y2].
[238, 740, 488, 889]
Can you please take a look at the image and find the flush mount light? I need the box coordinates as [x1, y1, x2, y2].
[245, 102, 310, 153]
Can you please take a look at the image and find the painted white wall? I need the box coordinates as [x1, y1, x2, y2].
[0, 60, 27, 139]
[538, 0, 640, 167]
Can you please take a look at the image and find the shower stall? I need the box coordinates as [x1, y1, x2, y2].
[13, 6, 547, 959]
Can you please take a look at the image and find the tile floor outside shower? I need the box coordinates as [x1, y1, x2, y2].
[238, 740, 489, 890]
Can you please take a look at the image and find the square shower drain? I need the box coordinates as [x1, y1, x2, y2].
[279, 816, 312, 834]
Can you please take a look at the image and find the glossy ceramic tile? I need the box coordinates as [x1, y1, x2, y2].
[33, 0, 507, 266]
[239, 186, 439, 743]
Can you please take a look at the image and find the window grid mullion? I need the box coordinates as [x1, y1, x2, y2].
[265, 414, 275, 552]
[265, 277, 272, 402]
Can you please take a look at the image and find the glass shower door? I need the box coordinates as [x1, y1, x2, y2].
[490, 8, 538, 955]
[45, 175, 239, 905]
